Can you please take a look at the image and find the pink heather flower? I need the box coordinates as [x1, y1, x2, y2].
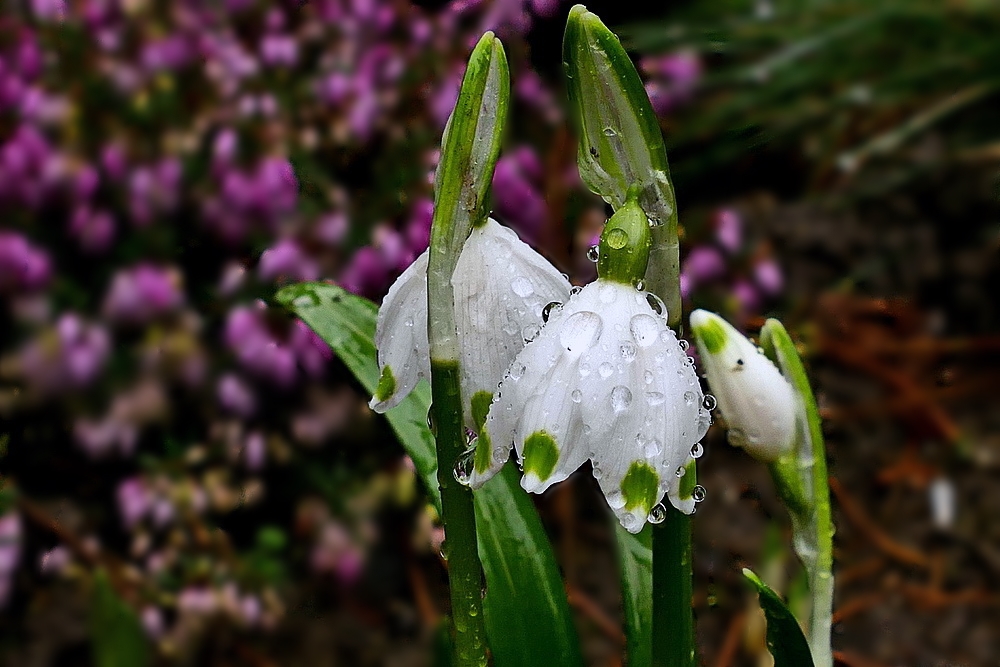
[258, 239, 319, 283]
[224, 305, 320, 388]
[681, 246, 726, 284]
[141, 35, 193, 72]
[242, 431, 266, 471]
[102, 264, 184, 324]
[290, 320, 332, 378]
[680, 272, 693, 300]
[404, 199, 433, 253]
[39, 546, 70, 575]
[260, 34, 298, 67]
[212, 128, 239, 167]
[69, 206, 116, 253]
[753, 258, 783, 296]
[141, 606, 165, 639]
[492, 146, 547, 242]
[217, 373, 256, 417]
[641, 50, 702, 115]
[100, 143, 127, 180]
[0, 231, 50, 292]
[19, 314, 110, 392]
[31, 0, 67, 22]
[218, 262, 247, 296]
[177, 587, 218, 615]
[732, 279, 761, 317]
[311, 521, 364, 584]
[339, 246, 391, 297]
[315, 212, 348, 246]
[0, 512, 22, 609]
[116, 478, 151, 528]
[715, 208, 742, 254]
[74, 417, 138, 458]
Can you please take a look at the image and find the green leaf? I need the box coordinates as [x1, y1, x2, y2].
[91, 570, 150, 667]
[743, 568, 815, 667]
[475, 466, 584, 667]
[278, 282, 583, 667]
[276, 282, 441, 511]
[616, 525, 652, 667]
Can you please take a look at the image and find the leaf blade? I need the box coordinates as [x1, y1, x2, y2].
[743, 567, 815, 667]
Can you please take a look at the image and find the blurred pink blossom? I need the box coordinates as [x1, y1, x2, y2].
[19, 314, 110, 392]
[217, 373, 257, 417]
[0, 231, 50, 292]
[258, 238, 319, 283]
[753, 258, 783, 296]
[715, 208, 743, 254]
[0, 513, 21, 609]
[103, 264, 184, 324]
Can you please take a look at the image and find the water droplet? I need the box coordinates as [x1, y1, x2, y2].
[643, 370, 654, 384]
[610, 385, 633, 413]
[598, 362, 614, 378]
[678, 339, 689, 351]
[683, 355, 696, 367]
[606, 489, 626, 509]
[439, 543, 448, 561]
[570, 285, 583, 296]
[692, 485, 707, 503]
[630, 313, 660, 347]
[560, 311, 603, 354]
[675, 466, 686, 478]
[645, 293, 666, 317]
[683, 390, 697, 406]
[469, 603, 479, 617]
[521, 323, 540, 343]
[592, 464, 602, 479]
[620, 341, 637, 362]
[542, 301, 563, 322]
[508, 363, 526, 381]
[691, 442, 704, 458]
[571, 389, 582, 403]
[492, 446, 506, 462]
[579, 362, 592, 377]
[603, 127, 618, 137]
[452, 446, 477, 486]
[404, 317, 414, 327]
[648, 503, 667, 524]
[586, 245, 600, 262]
[696, 411, 712, 440]
[634, 280, 645, 291]
[645, 391, 665, 406]
[622, 513, 637, 530]
[606, 227, 628, 249]
[644, 438, 662, 457]
[702, 394, 717, 411]
[583, 424, 592, 435]
[426, 409, 437, 436]
[510, 276, 534, 297]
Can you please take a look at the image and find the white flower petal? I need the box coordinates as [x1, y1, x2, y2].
[477, 279, 705, 533]
[689, 310, 796, 462]
[370, 251, 430, 413]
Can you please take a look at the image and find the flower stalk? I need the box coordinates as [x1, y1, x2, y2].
[426, 32, 510, 666]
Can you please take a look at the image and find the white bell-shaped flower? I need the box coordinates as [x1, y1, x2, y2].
[689, 310, 797, 462]
[469, 192, 709, 533]
[369, 217, 571, 428]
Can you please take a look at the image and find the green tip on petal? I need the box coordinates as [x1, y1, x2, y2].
[523, 431, 559, 481]
[474, 428, 493, 474]
[621, 461, 659, 515]
[470, 390, 493, 432]
[692, 316, 729, 355]
[598, 185, 651, 285]
[374, 365, 396, 403]
[678, 460, 697, 501]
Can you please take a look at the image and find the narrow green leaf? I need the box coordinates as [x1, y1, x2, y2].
[91, 570, 150, 667]
[616, 525, 652, 667]
[276, 282, 440, 511]
[278, 282, 582, 667]
[743, 568, 815, 667]
[475, 467, 584, 667]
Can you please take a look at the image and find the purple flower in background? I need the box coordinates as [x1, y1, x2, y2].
[224, 304, 325, 388]
[715, 208, 742, 254]
[0, 231, 50, 292]
[339, 247, 390, 297]
[404, 198, 433, 253]
[128, 158, 182, 226]
[69, 205, 116, 253]
[19, 314, 110, 393]
[315, 212, 348, 246]
[311, 521, 364, 585]
[30, 0, 66, 22]
[0, 512, 22, 609]
[641, 50, 702, 115]
[290, 319, 332, 378]
[732, 279, 761, 318]
[260, 34, 298, 68]
[117, 478, 150, 529]
[753, 258, 783, 296]
[681, 246, 726, 284]
[258, 238, 319, 283]
[492, 145, 547, 242]
[103, 264, 184, 324]
[242, 431, 266, 471]
[141, 35, 193, 72]
[217, 373, 257, 417]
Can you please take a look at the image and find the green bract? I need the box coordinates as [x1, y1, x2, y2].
[598, 185, 651, 286]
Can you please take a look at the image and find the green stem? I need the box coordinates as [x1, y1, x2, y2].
[432, 360, 488, 666]
[652, 509, 695, 667]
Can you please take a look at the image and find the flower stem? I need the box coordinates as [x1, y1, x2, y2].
[652, 509, 695, 667]
[431, 359, 488, 666]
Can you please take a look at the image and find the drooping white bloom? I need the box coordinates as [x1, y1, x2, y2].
[689, 310, 797, 462]
[369, 218, 571, 427]
[469, 279, 710, 533]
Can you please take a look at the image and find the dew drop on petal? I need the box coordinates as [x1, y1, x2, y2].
[620, 341, 637, 362]
[542, 301, 563, 322]
[559, 311, 604, 354]
[492, 446, 507, 462]
[634, 280, 645, 291]
[645, 292, 666, 317]
[583, 424, 592, 435]
[521, 323, 540, 343]
[630, 313, 661, 347]
[586, 245, 600, 262]
[644, 370, 654, 384]
[675, 466, 686, 477]
[683, 390, 697, 406]
[645, 391, 665, 406]
[598, 362, 614, 378]
[696, 410, 712, 440]
[571, 389, 582, 403]
[692, 485, 707, 503]
[678, 339, 690, 351]
[648, 503, 667, 524]
[509, 362, 526, 381]
[404, 317, 414, 327]
[606, 489, 626, 509]
[645, 438, 662, 457]
[570, 286, 583, 296]
[511, 276, 534, 297]
[622, 513, 637, 530]
[603, 127, 618, 137]
[691, 442, 704, 458]
[426, 409, 437, 436]
[579, 362, 592, 377]
[610, 385, 632, 413]
[702, 394, 717, 411]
